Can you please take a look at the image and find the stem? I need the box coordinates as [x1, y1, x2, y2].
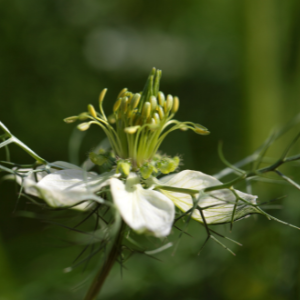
[84, 223, 124, 300]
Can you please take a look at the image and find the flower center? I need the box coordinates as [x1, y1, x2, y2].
[64, 68, 210, 175]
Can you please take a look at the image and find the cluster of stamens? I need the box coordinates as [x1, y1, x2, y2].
[64, 68, 209, 174]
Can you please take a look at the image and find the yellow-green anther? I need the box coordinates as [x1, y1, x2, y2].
[172, 96, 180, 114]
[132, 112, 140, 125]
[165, 94, 173, 113]
[116, 160, 131, 177]
[77, 122, 91, 131]
[108, 114, 116, 124]
[140, 163, 156, 179]
[141, 102, 151, 119]
[194, 124, 210, 135]
[99, 88, 107, 103]
[113, 98, 122, 112]
[125, 92, 133, 104]
[153, 112, 160, 124]
[158, 105, 165, 119]
[117, 88, 128, 99]
[130, 93, 141, 109]
[151, 118, 156, 125]
[88, 104, 97, 118]
[78, 113, 89, 121]
[128, 109, 137, 121]
[150, 96, 157, 112]
[157, 91, 165, 107]
[126, 109, 133, 119]
[124, 125, 140, 134]
[64, 116, 78, 123]
[120, 97, 128, 114]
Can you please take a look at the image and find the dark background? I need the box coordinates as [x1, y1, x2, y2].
[1, 0, 300, 299]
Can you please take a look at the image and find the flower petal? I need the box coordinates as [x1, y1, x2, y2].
[21, 168, 112, 210]
[158, 170, 259, 224]
[110, 173, 175, 237]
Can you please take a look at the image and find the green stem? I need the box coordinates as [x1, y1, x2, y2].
[84, 223, 124, 300]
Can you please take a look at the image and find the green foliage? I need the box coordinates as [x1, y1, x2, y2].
[1, 0, 300, 299]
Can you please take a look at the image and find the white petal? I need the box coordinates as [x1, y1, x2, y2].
[110, 173, 174, 237]
[49, 161, 84, 170]
[22, 169, 111, 210]
[158, 170, 258, 224]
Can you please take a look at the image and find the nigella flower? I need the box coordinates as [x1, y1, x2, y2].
[17, 68, 261, 238]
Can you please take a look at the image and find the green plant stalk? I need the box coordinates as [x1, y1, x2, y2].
[84, 222, 124, 300]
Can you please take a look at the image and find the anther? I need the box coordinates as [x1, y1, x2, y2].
[120, 97, 128, 114]
[194, 124, 210, 135]
[157, 91, 165, 107]
[172, 96, 180, 114]
[117, 88, 128, 99]
[158, 106, 165, 119]
[153, 112, 160, 124]
[77, 122, 91, 131]
[88, 104, 97, 118]
[164, 95, 173, 113]
[141, 102, 151, 119]
[99, 88, 107, 103]
[78, 113, 89, 121]
[130, 93, 141, 109]
[108, 114, 116, 124]
[124, 125, 140, 134]
[64, 116, 78, 123]
[113, 98, 122, 112]
[150, 96, 157, 112]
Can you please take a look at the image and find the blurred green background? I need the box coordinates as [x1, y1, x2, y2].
[1, 0, 300, 299]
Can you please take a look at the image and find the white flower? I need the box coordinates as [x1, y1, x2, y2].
[155, 170, 259, 224]
[17, 163, 259, 238]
